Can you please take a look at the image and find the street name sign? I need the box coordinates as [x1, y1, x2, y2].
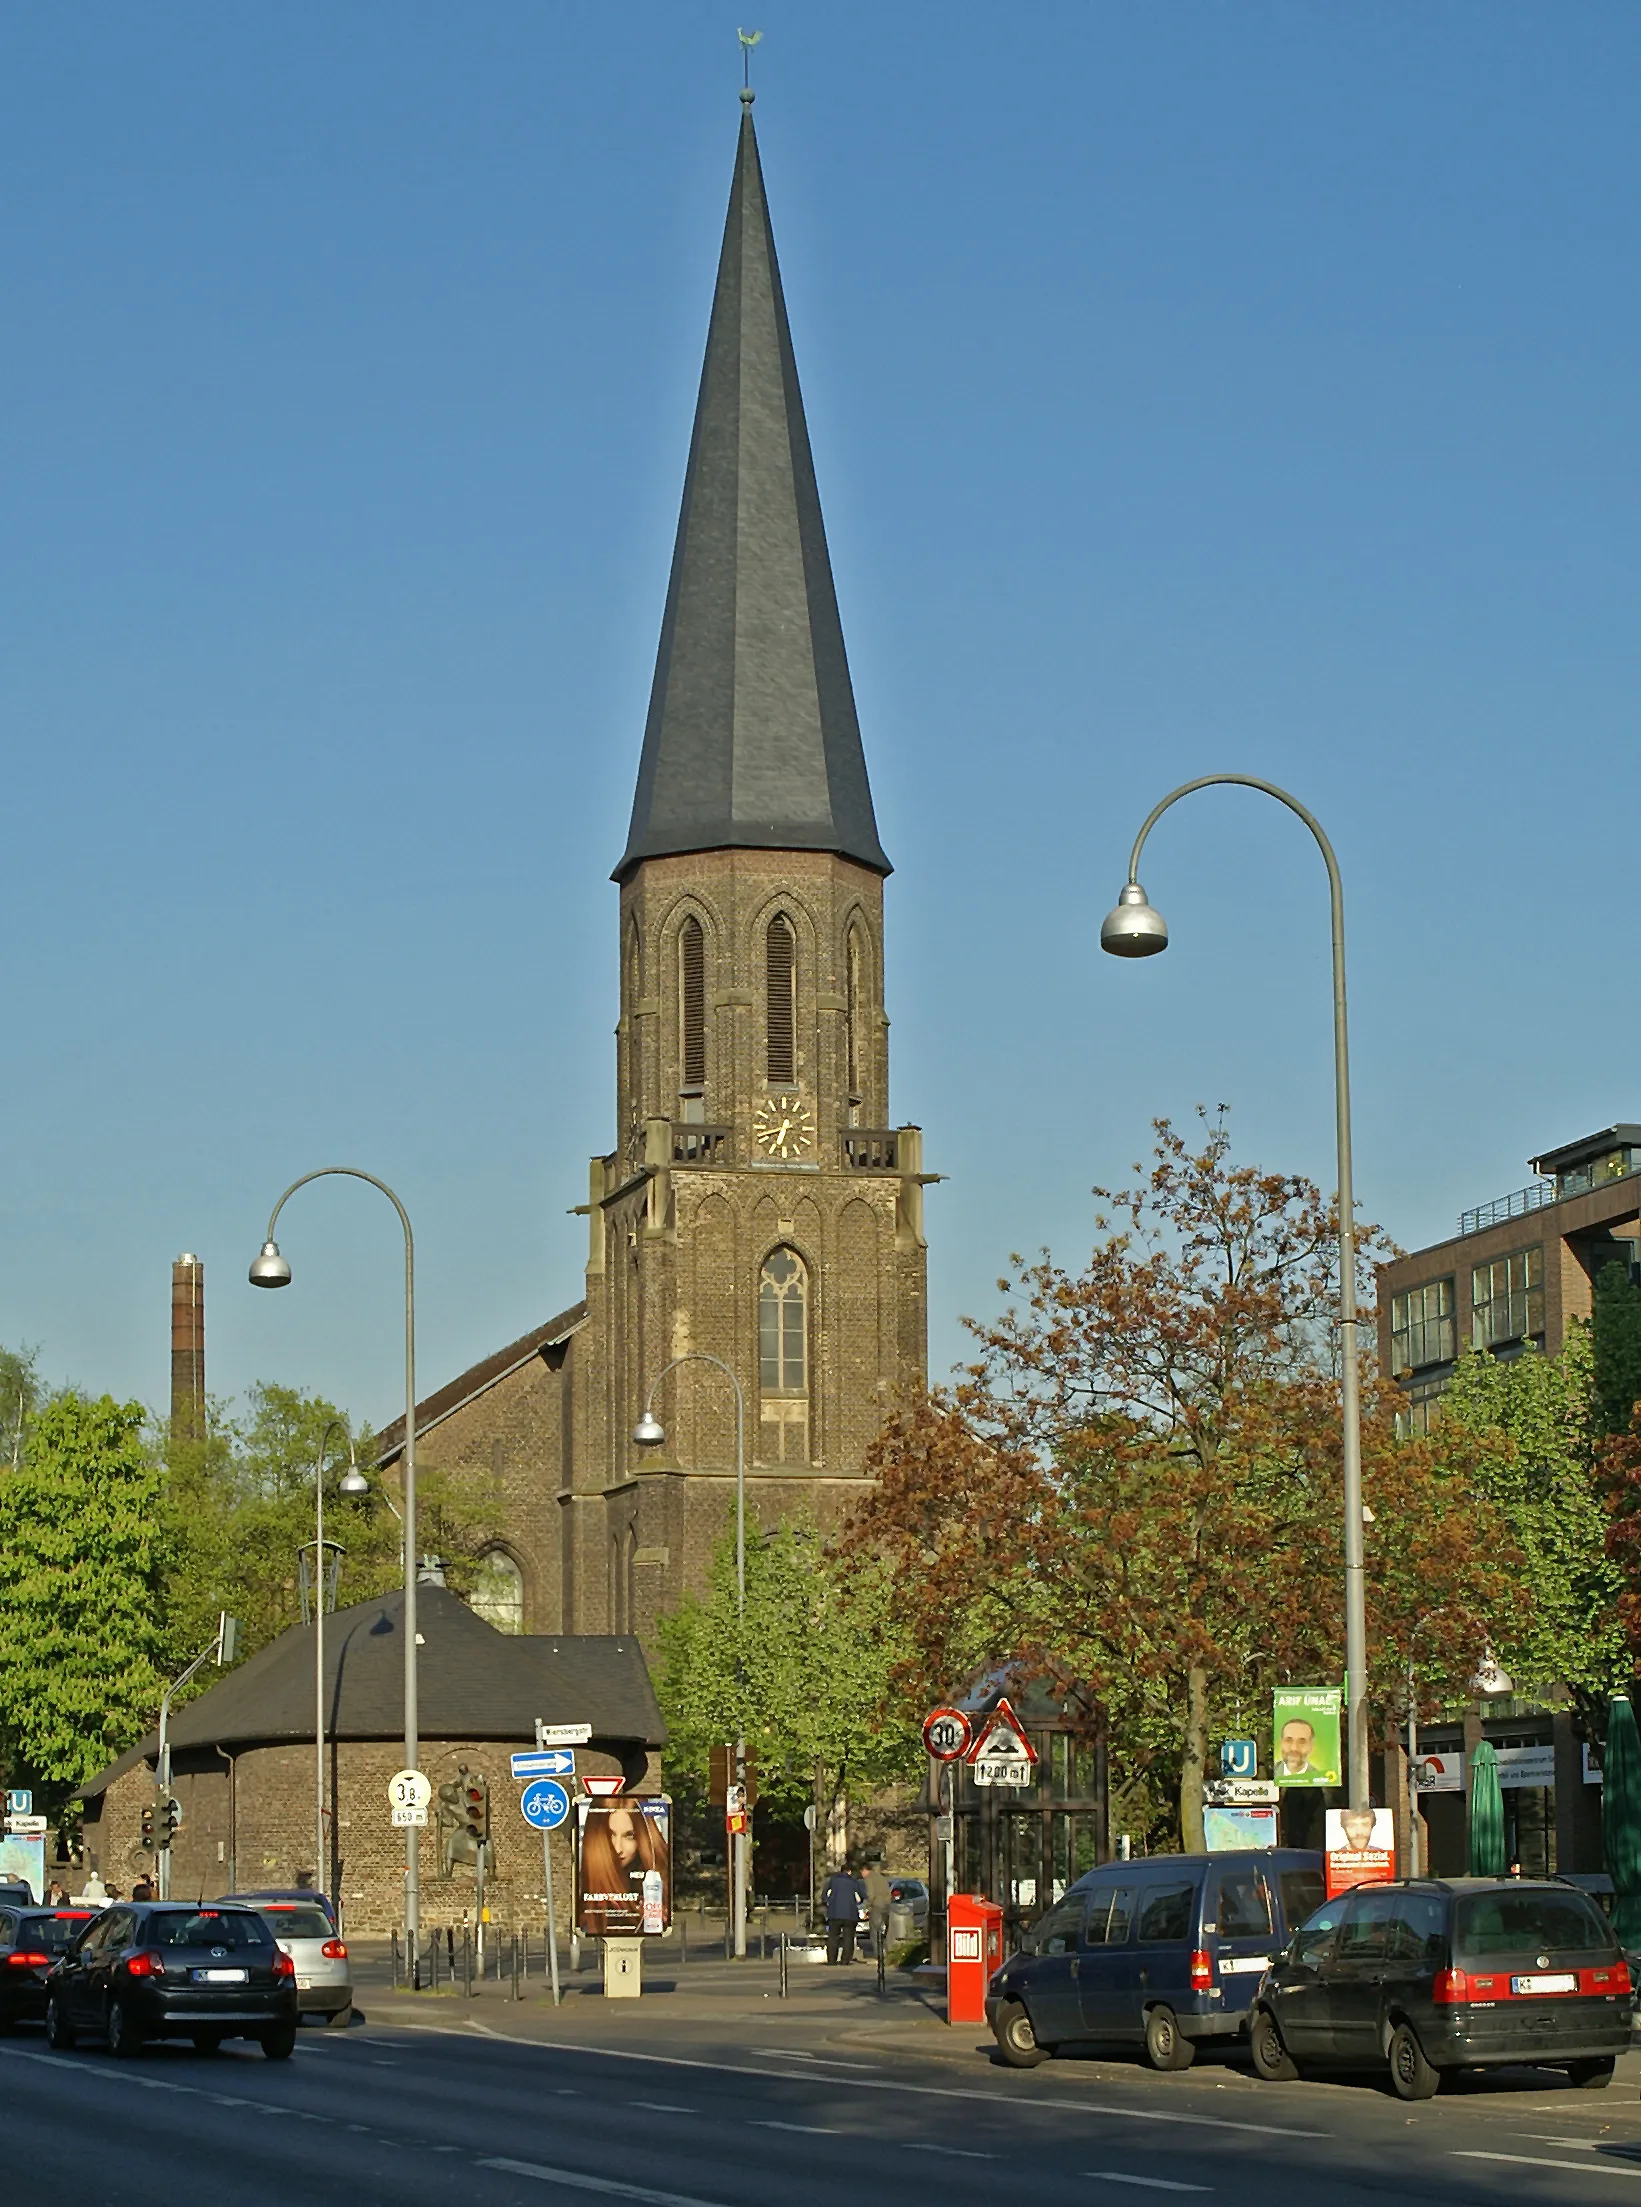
[1203, 1778, 1280, 1806]
[520, 1779, 572, 1832]
[535, 1722, 593, 1748]
[512, 1749, 576, 1779]
[922, 1707, 971, 1762]
[4, 1814, 47, 1835]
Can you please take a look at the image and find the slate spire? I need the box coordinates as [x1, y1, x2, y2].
[614, 97, 890, 883]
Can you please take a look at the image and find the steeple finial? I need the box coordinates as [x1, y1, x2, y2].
[614, 92, 890, 885]
[738, 28, 761, 99]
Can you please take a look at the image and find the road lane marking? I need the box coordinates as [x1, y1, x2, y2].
[478, 2159, 729, 2207]
[749, 2119, 839, 2135]
[427, 2024, 1328, 2139]
[763, 2048, 874, 2069]
[631, 2102, 694, 2113]
[904, 2142, 996, 2160]
[1455, 2152, 1641, 2181]
[1085, 2178, 1210, 2195]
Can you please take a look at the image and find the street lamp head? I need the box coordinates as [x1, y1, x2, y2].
[632, 1409, 666, 1448]
[339, 1464, 369, 1497]
[1099, 881, 1168, 958]
[248, 1240, 292, 1288]
[1472, 1650, 1514, 1697]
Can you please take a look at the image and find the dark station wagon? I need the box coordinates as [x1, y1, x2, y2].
[1250, 1877, 1632, 2100]
[45, 1901, 299, 2059]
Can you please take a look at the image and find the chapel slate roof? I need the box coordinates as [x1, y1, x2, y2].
[78, 1584, 663, 1797]
[613, 100, 890, 885]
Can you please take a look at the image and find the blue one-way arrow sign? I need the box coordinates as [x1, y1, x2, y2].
[511, 1748, 576, 1779]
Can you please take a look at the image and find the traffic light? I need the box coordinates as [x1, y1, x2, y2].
[461, 1775, 489, 1849]
[140, 1800, 157, 1851]
[158, 1796, 180, 1851]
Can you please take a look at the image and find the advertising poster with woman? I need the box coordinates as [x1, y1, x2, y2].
[576, 1796, 672, 1935]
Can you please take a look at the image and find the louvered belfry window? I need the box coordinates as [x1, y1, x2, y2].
[679, 916, 705, 1090]
[846, 924, 864, 1099]
[766, 914, 796, 1085]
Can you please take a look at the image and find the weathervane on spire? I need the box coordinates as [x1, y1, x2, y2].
[738, 28, 762, 103]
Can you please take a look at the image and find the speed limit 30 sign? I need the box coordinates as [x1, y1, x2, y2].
[922, 1707, 971, 1761]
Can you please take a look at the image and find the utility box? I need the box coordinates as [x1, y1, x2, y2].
[602, 1937, 643, 1998]
[946, 1892, 1003, 2026]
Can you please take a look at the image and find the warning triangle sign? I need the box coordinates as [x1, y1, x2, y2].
[965, 1696, 1037, 1766]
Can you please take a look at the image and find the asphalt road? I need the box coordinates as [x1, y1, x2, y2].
[10, 1996, 1641, 2205]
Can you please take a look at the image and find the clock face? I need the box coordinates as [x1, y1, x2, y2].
[754, 1094, 815, 1161]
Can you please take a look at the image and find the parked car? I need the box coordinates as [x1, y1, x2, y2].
[987, 1849, 1326, 2070]
[219, 1887, 338, 1930]
[0, 1907, 98, 2029]
[45, 1901, 299, 2059]
[1249, 1877, 1631, 2101]
[0, 1881, 37, 1909]
[235, 1898, 352, 2025]
[887, 1878, 929, 1946]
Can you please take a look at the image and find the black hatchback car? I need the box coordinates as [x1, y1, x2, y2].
[0, 1907, 99, 2028]
[45, 1902, 298, 2059]
[1251, 1877, 1631, 2100]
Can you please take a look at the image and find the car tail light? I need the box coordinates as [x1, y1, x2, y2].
[1580, 1965, 1628, 1994]
[272, 1950, 296, 1980]
[1188, 1949, 1212, 1990]
[1432, 1966, 1471, 2005]
[124, 1950, 166, 1979]
[321, 1938, 347, 1960]
[5, 1951, 51, 1967]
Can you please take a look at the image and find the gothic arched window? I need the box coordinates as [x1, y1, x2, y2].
[468, 1549, 525, 1635]
[845, 921, 866, 1105]
[679, 915, 706, 1093]
[758, 1246, 810, 1464]
[765, 913, 796, 1085]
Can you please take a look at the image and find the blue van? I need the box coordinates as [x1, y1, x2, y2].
[986, 1849, 1325, 2070]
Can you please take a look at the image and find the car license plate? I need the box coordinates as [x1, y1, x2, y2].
[1511, 1973, 1577, 1995]
[297, 1977, 314, 1989]
[192, 1967, 248, 1983]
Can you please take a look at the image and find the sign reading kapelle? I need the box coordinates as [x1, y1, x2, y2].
[1273, 1687, 1342, 1787]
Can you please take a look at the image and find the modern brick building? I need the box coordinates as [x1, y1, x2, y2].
[374, 99, 930, 1649]
[1378, 1122, 1641, 1434]
[78, 1585, 662, 1931]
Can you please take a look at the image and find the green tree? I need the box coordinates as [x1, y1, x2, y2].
[0, 1394, 170, 1790]
[1592, 1262, 1641, 1439]
[657, 1525, 922, 1826]
[1438, 1333, 1625, 1701]
[0, 1341, 44, 1470]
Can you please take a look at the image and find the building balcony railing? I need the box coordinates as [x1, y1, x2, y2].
[672, 1125, 731, 1166]
[1458, 1181, 1556, 1237]
[843, 1129, 899, 1171]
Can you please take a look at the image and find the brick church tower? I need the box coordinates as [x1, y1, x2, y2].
[380, 99, 929, 1645]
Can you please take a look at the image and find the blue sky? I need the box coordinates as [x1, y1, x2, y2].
[3, 3, 1637, 1428]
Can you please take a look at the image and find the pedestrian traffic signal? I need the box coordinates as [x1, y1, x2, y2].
[159, 1796, 180, 1851]
[461, 1775, 489, 1847]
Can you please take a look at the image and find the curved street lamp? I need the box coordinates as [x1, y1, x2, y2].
[1101, 775, 1370, 1810]
[633, 1354, 748, 1959]
[250, 1168, 421, 1956]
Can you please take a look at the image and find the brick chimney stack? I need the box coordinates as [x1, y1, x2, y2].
[170, 1253, 205, 1441]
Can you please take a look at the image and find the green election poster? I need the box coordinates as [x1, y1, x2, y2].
[1273, 1687, 1342, 1787]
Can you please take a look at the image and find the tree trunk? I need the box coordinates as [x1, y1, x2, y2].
[1180, 1666, 1209, 1851]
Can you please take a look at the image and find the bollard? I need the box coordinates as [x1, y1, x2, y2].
[779, 1932, 788, 1999]
[391, 1929, 400, 1989]
[680, 1917, 687, 1966]
[877, 1938, 886, 1997]
[430, 1932, 439, 1994]
[513, 1932, 522, 2000]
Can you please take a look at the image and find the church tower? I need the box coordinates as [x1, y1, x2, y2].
[566, 96, 931, 1637]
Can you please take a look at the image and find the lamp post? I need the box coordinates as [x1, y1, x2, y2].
[310, 1417, 368, 1900]
[250, 1168, 420, 1955]
[1101, 774, 1370, 1809]
[633, 1354, 746, 1959]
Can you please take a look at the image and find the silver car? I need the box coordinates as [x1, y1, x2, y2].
[250, 1901, 352, 2024]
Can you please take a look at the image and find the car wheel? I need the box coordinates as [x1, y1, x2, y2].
[1568, 2057, 1615, 2090]
[324, 2003, 353, 2030]
[192, 2032, 222, 2056]
[106, 1998, 145, 2059]
[1388, 2020, 1439, 2101]
[45, 1995, 76, 2052]
[261, 2023, 297, 2061]
[1248, 2006, 1299, 2082]
[992, 1999, 1049, 2068]
[1144, 2005, 1197, 2072]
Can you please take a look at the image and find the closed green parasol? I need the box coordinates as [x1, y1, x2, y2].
[1602, 1695, 1641, 1945]
[1468, 1738, 1506, 1876]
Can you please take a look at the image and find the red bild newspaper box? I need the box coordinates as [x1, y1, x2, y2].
[946, 1893, 1004, 2027]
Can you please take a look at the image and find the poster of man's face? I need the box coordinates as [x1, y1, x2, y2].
[1324, 1806, 1394, 1896]
[1271, 1689, 1342, 1786]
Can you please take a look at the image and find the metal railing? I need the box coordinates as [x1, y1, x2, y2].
[1458, 1181, 1556, 1237]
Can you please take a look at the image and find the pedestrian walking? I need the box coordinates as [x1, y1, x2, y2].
[863, 1859, 892, 1960]
[131, 1875, 156, 1903]
[821, 1861, 866, 1965]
